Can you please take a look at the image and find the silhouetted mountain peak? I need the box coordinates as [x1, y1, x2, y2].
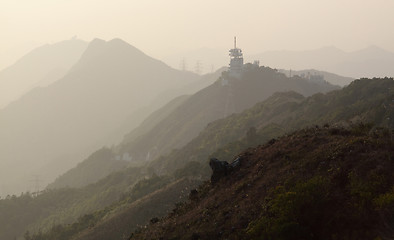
[363, 45, 385, 51]
[88, 38, 106, 46]
[0, 39, 88, 108]
[88, 38, 145, 56]
[352, 45, 394, 58]
[108, 37, 132, 47]
[72, 38, 152, 72]
[12, 39, 87, 66]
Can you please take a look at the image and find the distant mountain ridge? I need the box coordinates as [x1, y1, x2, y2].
[0, 38, 88, 108]
[145, 77, 394, 176]
[164, 45, 394, 83]
[0, 38, 207, 196]
[249, 45, 394, 80]
[41, 78, 394, 240]
[117, 66, 337, 165]
[1, 77, 392, 240]
[82, 78, 394, 240]
[278, 69, 354, 86]
[47, 95, 190, 189]
[50, 65, 338, 190]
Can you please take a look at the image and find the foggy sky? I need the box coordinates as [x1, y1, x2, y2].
[1, 0, 394, 70]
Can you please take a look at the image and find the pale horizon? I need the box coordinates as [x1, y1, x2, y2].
[2, 0, 394, 70]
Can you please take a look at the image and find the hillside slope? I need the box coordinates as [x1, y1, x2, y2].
[73, 178, 201, 240]
[121, 95, 190, 146]
[148, 77, 394, 175]
[0, 38, 201, 196]
[131, 126, 394, 240]
[48, 95, 190, 189]
[0, 165, 146, 240]
[4, 78, 392, 240]
[49, 65, 337, 190]
[118, 65, 337, 166]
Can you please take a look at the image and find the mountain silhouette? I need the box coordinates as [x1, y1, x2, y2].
[1, 77, 392, 240]
[0, 38, 203, 196]
[117, 66, 337, 167]
[0, 38, 88, 109]
[49, 66, 338, 190]
[250, 46, 394, 80]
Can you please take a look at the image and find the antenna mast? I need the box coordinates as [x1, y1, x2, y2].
[234, 36, 236, 49]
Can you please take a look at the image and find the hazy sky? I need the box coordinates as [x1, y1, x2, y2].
[1, 0, 394, 69]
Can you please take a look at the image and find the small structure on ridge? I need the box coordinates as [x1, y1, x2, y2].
[228, 36, 244, 79]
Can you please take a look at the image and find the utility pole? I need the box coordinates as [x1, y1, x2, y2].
[180, 58, 187, 71]
[195, 60, 202, 75]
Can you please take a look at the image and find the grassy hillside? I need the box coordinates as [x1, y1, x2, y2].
[131, 126, 394, 239]
[3, 78, 392, 240]
[117, 65, 337, 166]
[148, 77, 394, 175]
[0, 166, 145, 240]
[72, 178, 201, 240]
[50, 66, 337, 190]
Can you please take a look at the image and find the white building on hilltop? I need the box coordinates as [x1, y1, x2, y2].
[229, 37, 244, 79]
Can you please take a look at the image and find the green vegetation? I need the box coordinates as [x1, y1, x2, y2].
[0, 166, 144, 240]
[131, 126, 394, 240]
[247, 177, 331, 239]
[147, 77, 394, 178]
[1, 77, 393, 240]
[19, 174, 201, 240]
[247, 170, 393, 240]
[118, 65, 337, 172]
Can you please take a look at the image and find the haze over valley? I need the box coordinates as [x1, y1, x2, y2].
[1, 1, 393, 240]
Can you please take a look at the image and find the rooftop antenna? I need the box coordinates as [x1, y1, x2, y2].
[234, 36, 237, 49]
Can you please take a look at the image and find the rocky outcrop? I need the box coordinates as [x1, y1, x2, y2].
[209, 157, 242, 184]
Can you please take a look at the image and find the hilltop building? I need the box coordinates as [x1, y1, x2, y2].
[228, 37, 244, 79]
[222, 37, 245, 86]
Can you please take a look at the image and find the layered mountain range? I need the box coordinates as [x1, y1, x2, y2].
[0, 38, 88, 109]
[164, 45, 394, 82]
[0, 38, 217, 196]
[251, 45, 394, 80]
[10, 77, 393, 240]
[1, 37, 393, 240]
[50, 65, 337, 189]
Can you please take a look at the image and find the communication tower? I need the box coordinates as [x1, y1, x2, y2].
[180, 58, 187, 71]
[195, 60, 202, 75]
[229, 36, 244, 79]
